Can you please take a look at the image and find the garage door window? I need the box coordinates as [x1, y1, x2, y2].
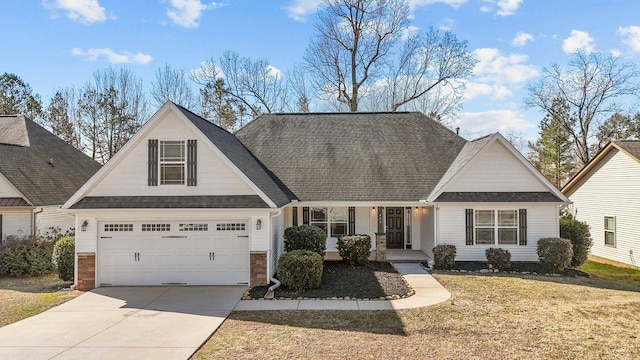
[180, 223, 208, 231]
[142, 224, 171, 231]
[104, 224, 133, 232]
[217, 223, 246, 231]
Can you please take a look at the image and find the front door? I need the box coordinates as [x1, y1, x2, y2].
[386, 207, 404, 249]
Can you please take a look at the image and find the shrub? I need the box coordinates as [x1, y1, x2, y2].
[485, 248, 511, 270]
[277, 250, 323, 292]
[560, 214, 593, 267]
[337, 235, 371, 266]
[537, 237, 573, 273]
[0, 237, 55, 277]
[283, 225, 326, 257]
[432, 244, 457, 269]
[52, 236, 75, 281]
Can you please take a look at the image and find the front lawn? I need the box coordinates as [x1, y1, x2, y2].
[196, 273, 640, 359]
[0, 273, 80, 327]
[579, 260, 640, 287]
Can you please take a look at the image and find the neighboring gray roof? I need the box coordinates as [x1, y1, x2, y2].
[174, 105, 295, 207]
[69, 195, 270, 209]
[0, 116, 101, 206]
[435, 192, 563, 202]
[235, 112, 467, 202]
[613, 140, 640, 160]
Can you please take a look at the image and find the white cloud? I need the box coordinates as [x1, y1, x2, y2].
[610, 49, 622, 57]
[266, 64, 283, 80]
[71, 48, 152, 64]
[464, 82, 512, 101]
[45, 0, 107, 24]
[472, 48, 539, 84]
[618, 25, 640, 52]
[512, 32, 533, 47]
[438, 18, 455, 31]
[167, 0, 224, 28]
[480, 0, 522, 16]
[562, 29, 596, 54]
[284, 0, 322, 21]
[409, 0, 468, 9]
[458, 109, 534, 134]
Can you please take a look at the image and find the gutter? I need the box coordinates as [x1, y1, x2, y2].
[32, 207, 43, 238]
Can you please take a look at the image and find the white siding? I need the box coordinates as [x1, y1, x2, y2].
[448, 141, 548, 192]
[0, 172, 23, 198]
[36, 206, 74, 236]
[567, 149, 640, 266]
[1, 211, 32, 240]
[437, 203, 559, 261]
[88, 112, 256, 197]
[420, 207, 434, 256]
[269, 212, 285, 277]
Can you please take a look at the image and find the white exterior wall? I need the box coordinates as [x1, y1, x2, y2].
[1, 210, 32, 240]
[420, 207, 435, 256]
[36, 206, 75, 236]
[567, 149, 640, 266]
[448, 141, 547, 192]
[0, 172, 24, 198]
[436, 203, 559, 261]
[88, 112, 256, 197]
[269, 211, 285, 277]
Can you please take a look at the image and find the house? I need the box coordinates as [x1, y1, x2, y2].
[63, 102, 568, 291]
[562, 140, 640, 267]
[0, 115, 101, 242]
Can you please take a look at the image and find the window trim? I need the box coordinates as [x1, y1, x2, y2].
[604, 216, 616, 247]
[473, 209, 519, 245]
[159, 140, 186, 186]
[309, 207, 349, 238]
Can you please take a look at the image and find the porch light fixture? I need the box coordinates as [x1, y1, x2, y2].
[256, 219, 262, 230]
[81, 220, 88, 232]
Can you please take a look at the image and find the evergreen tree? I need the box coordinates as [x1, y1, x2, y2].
[0, 72, 43, 120]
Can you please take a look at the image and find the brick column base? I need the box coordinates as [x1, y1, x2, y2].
[376, 233, 387, 261]
[250, 252, 268, 287]
[77, 253, 96, 291]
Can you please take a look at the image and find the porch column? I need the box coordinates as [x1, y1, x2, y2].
[376, 207, 386, 261]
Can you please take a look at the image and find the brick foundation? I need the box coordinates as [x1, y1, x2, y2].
[250, 252, 268, 286]
[77, 253, 96, 291]
[376, 233, 387, 261]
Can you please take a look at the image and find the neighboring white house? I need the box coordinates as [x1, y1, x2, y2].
[562, 140, 640, 268]
[0, 115, 101, 242]
[63, 102, 569, 291]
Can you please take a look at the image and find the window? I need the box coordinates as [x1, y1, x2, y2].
[216, 223, 246, 231]
[104, 224, 133, 232]
[309, 207, 349, 237]
[604, 216, 616, 247]
[310, 208, 327, 234]
[159, 140, 185, 185]
[180, 223, 208, 231]
[142, 224, 171, 231]
[474, 210, 518, 245]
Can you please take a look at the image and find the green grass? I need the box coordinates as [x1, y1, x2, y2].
[579, 260, 640, 287]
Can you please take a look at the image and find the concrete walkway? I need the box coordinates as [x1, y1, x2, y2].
[0, 286, 245, 360]
[234, 263, 451, 311]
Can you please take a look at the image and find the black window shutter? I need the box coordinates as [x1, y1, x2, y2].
[348, 207, 355, 235]
[465, 209, 474, 245]
[148, 139, 158, 186]
[302, 207, 309, 225]
[187, 139, 197, 186]
[292, 207, 298, 226]
[519, 209, 527, 245]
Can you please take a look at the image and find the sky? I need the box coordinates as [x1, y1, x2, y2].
[1, 0, 640, 143]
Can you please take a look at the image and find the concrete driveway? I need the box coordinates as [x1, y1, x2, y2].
[0, 286, 246, 360]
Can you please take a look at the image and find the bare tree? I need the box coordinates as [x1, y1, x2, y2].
[150, 64, 198, 109]
[526, 51, 640, 165]
[45, 87, 83, 149]
[304, 0, 409, 111]
[287, 64, 311, 112]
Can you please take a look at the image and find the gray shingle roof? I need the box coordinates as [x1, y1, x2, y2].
[235, 112, 467, 201]
[613, 140, 640, 160]
[70, 195, 269, 209]
[0, 116, 101, 206]
[435, 192, 562, 202]
[174, 105, 295, 207]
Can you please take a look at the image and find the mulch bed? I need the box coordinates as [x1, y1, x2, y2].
[426, 261, 590, 277]
[246, 261, 412, 300]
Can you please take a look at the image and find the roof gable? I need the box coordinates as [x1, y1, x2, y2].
[0, 115, 101, 206]
[236, 112, 467, 202]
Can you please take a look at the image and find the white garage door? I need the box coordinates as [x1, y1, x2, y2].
[97, 220, 249, 286]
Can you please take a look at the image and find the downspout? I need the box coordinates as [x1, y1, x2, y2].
[32, 207, 43, 239]
[264, 209, 283, 299]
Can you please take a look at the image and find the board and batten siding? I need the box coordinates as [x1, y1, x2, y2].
[437, 203, 559, 261]
[448, 140, 548, 192]
[567, 148, 640, 267]
[88, 112, 257, 197]
[1, 210, 32, 241]
[36, 206, 74, 235]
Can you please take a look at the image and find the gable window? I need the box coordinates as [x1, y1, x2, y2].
[473, 210, 518, 245]
[159, 140, 185, 185]
[604, 216, 616, 247]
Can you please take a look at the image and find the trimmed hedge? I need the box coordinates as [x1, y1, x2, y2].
[337, 234, 371, 266]
[537, 237, 573, 273]
[560, 214, 593, 267]
[485, 248, 512, 271]
[277, 250, 323, 292]
[283, 225, 327, 257]
[53, 236, 75, 281]
[433, 244, 457, 269]
[0, 237, 55, 277]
